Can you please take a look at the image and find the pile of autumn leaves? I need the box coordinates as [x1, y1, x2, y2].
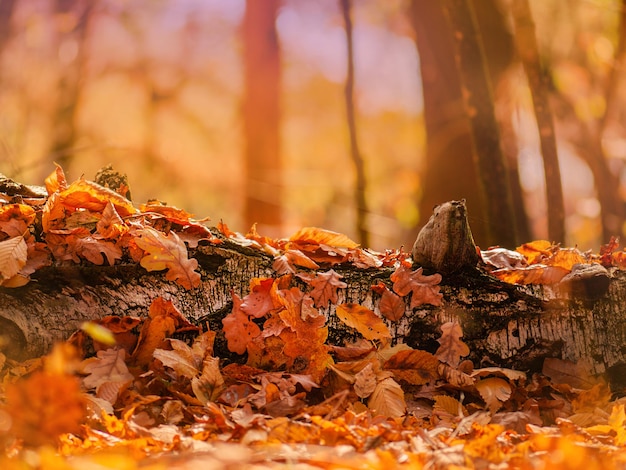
[4, 167, 626, 468]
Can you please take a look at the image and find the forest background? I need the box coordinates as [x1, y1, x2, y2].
[0, 0, 624, 252]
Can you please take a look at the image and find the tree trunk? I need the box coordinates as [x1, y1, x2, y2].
[441, 0, 518, 248]
[339, 0, 369, 248]
[411, 0, 527, 249]
[242, 0, 282, 236]
[3, 233, 626, 389]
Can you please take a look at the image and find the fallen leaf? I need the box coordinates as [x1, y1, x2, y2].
[298, 269, 347, 308]
[368, 376, 405, 418]
[58, 178, 137, 217]
[241, 278, 276, 318]
[335, 303, 391, 341]
[288, 227, 359, 250]
[222, 293, 262, 355]
[377, 286, 406, 321]
[44, 163, 68, 195]
[191, 356, 225, 405]
[475, 377, 511, 412]
[354, 363, 377, 398]
[390, 264, 443, 308]
[0, 235, 27, 281]
[383, 349, 440, 385]
[134, 227, 201, 289]
[273, 249, 319, 275]
[435, 322, 470, 367]
[81, 348, 134, 403]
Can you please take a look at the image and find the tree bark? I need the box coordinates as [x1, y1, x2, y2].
[3, 234, 626, 389]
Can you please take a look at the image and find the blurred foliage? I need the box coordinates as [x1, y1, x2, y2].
[0, 0, 624, 250]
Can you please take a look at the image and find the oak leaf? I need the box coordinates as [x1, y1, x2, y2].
[222, 292, 262, 355]
[390, 264, 443, 308]
[435, 322, 470, 367]
[272, 249, 319, 275]
[335, 303, 391, 341]
[134, 227, 201, 289]
[297, 269, 347, 308]
[140, 201, 194, 225]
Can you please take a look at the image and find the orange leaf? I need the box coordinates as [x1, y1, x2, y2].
[0, 203, 36, 237]
[435, 322, 470, 367]
[475, 377, 511, 412]
[516, 240, 553, 264]
[134, 227, 201, 289]
[288, 227, 359, 249]
[140, 201, 195, 225]
[241, 278, 276, 318]
[368, 377, 405, 418]
[335, 303, 390, 341]
[273, 249, 319, 274]
[96, 201, 127, 239]
[58, 178, 137, 217]
[222, 292, 261, 355]
[383, 349, 440, 385]
[44, 163, 68, 195]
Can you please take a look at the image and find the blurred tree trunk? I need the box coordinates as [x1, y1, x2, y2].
[48, 0, 93, 170]
[0, 0, 17, 51]
[441, 0, 518, 248]
[339, 0, 369, 248]
[411, 0, 527, 249]
[512, 0, 565, 244]
[242, 0, 282, 236]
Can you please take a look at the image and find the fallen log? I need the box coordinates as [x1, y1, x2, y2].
[2, 233, 625, 390]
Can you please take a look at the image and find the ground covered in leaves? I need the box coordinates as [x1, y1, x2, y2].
[4, 166, 626, 468]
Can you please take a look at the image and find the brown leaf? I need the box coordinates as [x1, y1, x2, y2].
[81, 348, 134, 404]
[475, 377, 511, 412]
[377, 286, 406, 321]
[354, 363, 377, 398]
[272, 249, 319, 275]
[44, 163, 68, 195]
[383, 349, 440, 385]
[134, 227, 201, 289]
[368, 377, 406, 418]
[97, 201, 127, 239]
[335, 303, 391, 341]
[435, 322, 470, 367]
[288, 227, 359, 250]
[390, 264, 443, 308]
[298, 269, 347, 308]
[191, 356, 224, 405]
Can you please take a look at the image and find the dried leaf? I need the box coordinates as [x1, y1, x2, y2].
[475, 377, 511, 412]
[390, 264, 443, 308]
[435, 322, 470, 367]
[368, 377, 405, 418]
[298, 269, 347, 308]
[222, 293, 262, 355]
[273, 249, 319, 274]
[191, 356, 224, 405]
[82, 348, 134, 391]
[354, 363, 377, 398]
[58, 178, 137, 217]
[0, 235, 27, 281]
[335, 303, 391, 341]
[44, 163, 68, 195]
[383, 349, 440, 385]
[377, 286, 406, 321]
[289, 227, 359, 249]
[241, 278, 276, 318]
[134, 227, 201, 289]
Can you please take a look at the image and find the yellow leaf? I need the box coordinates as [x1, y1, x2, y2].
[0, 235, 27, 281]
[336, 303, 391, 341]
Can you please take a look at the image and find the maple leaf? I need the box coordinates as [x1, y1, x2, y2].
[222, 292, 262, 355]
[81, 348, 134, 404]
[134, 226, 201, 289]
[435, 322, 470, 367]
[335, 303, 391, 341]
[0, 235, 27, 282]
[383, 349, 441, 385]
[297, 269, 347, 308]
[390, 264, 443, 308]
